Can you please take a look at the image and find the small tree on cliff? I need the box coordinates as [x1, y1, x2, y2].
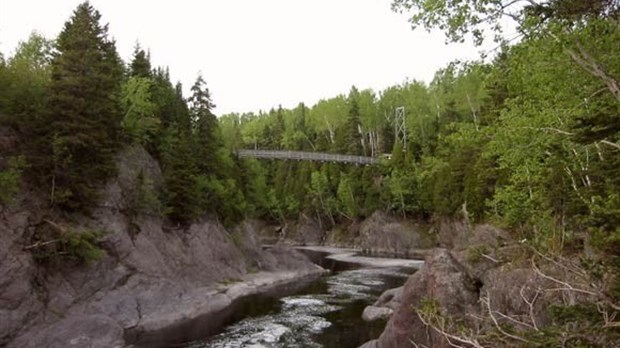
[45, 1, 124, 210]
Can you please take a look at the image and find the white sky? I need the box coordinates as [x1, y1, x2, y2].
[0, 0, 488, 115]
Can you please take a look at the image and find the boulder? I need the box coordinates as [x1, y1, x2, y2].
[374, 286, 403, 310]
[362, 286, 403, 322]
[366, 249, 480, 348]
[362, 306, 394, 322]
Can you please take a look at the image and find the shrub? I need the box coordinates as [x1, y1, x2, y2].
[29, 221, 106, 265]
[0, 156, 26, 205]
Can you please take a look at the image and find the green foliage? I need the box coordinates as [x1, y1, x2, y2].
[309, 169, 337, 221]
[155, 73, 249, 225]
[127, 169, 161, 216]
[1, 0, 618, 272]
[0, 32, 52, 133]
[61, 229, 106, 263]
[0, 156, 27, 205]
[129, 44, 152, 78]
[466, 245, 488, 263]
[337, 174, 358, 218]
[385, 168, 420, 216]
[336, 86, 364, 155]
[159, 127, 202, 223]
[44, 2, 124, 211]
[121, 77, 160, 145]
[32, 226, 106, 265]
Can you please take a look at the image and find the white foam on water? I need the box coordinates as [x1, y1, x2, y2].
[190, 265, 414, 348]
[281, 297, 326, 308]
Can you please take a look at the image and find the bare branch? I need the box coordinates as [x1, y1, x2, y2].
[520, 285, 541, 330]
[574, 41, 620, 102]
[600, 139, 620, 150]
[481, 253, 500, 263]
[531, 259, 598, 296]
[491, 309, 536, 330]
[519, 126, 574, 135]
[416, 311, 486, 348]
[530, 248, 588, 278]
[43, 219, 67, 235]
[23, 238, 62, 250]
[482, 292, 532, 343]
[409, 339, 430, 348]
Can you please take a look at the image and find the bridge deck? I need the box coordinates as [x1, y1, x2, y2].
[237, 149, 379, 165]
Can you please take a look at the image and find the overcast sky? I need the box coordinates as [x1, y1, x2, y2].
[0, 0, 488, 115]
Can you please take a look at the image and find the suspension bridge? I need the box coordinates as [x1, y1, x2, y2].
[234, 106, 407, 166]
[236, 149, 381, 165]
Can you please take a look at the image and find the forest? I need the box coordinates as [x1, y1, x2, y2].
[1, 0, 619, 249]
[0, 0, 619, 344]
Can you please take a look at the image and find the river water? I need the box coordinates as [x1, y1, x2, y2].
[177, 251, 416, 348]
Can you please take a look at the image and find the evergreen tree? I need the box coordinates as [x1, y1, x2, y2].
[129, 43, 152, 78]
[160, 127, 202, 223]
[189, 73, 220, 174]
[151, 68, 190, 131]
[338, 86, 364, 155]
[45, 1, 124, 210]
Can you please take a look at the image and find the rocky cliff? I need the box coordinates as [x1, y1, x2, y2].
[359, 220, 617, 348]
[274, 211, 436, 258]
[0, 145, 322, 348]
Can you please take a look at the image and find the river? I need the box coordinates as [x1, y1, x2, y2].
[173, 248, 419, 348]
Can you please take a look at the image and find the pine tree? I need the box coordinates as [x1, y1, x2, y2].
[160, 127, 202, 223]
[129, 43, 152, 78]
[46, 2, 124, 210]
[151, 68, 190, 131]
[338, 86, 364, 155]
[189, 73, 220, 174]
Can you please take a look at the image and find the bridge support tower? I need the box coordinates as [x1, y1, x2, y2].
[394, 106, 406, 151]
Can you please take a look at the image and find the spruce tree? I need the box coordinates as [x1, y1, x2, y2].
[189, 73, 220, 174]
[46, 2, 124, 210]
[160, 127, 202, 223]
[338, 86, 364, 155]
[130, 44, 152, 78]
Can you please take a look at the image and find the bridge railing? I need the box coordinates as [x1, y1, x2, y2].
[237, 149, 379, 165]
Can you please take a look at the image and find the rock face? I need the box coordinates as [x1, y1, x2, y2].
[365, 249, 480, 348]
[0, 145, 322, 348]
[279, 211, 436, 257]
[359, 220, 579, 348]
[287, 214, 325, 245]
[435, 217, 509, 251]
[354, 211, 436, 256]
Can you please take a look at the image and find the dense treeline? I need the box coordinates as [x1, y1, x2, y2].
[1, 0, 618, 243]
[0, 2, 245, 225]
[1, 1, 618, 243]
[224, 40, 620, 253]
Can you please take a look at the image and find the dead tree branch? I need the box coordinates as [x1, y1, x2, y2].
[416, 311, 486, 348]
[482, 291, 532, 344]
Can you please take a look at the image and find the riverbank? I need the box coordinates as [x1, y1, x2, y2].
[0, 146, 326, 348]
[128, 266, 327, 347]
[183, 249, 418, 348]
